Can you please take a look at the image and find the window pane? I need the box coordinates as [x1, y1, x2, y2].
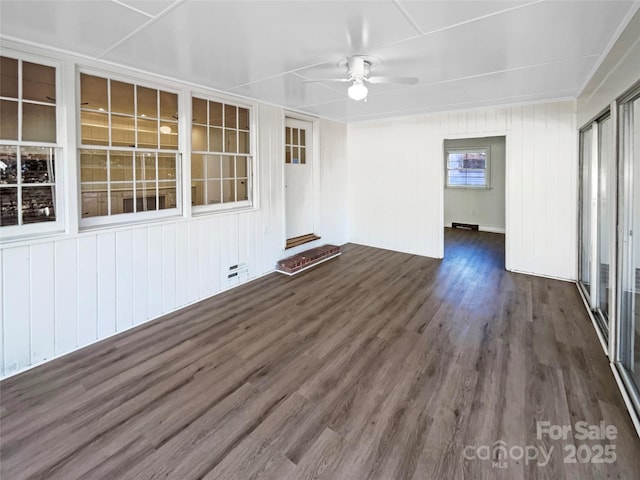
[0, 145, 18, 184]
[136, 152, 156, 182]
[158, 154, 176, 180]
[448, 153, 464, 169]
[236, 156, 247, 177]
[293, 128, 298, 145]
[81, 110, 109, 145]
[300, 147, 306, 164]
[222, 179, 235, 203]
[80, 73, 108, 111]
[110, 151, 134, 182]
[207, 155, 221, 179]
[448, 169, 466, 185]
[160, 91, 178, 121]
[137, 118, 158, 149]
[209, 101, 223, 127]
[192, 97, 207, 124]
[285, 127, 291, 144]
[134, 181, 157, 212]
[206, 179, 221, 204]
[224, 104, 236, 129]
[191, 154, 204, 180]
[81, 185, 107, 218]
[0, 100, 18, 140]
[22, 185, 56, 223]
[137, 85, 157, 118]
[160, 122, 178, 149]
[159, 184, 176, 209]
[285, 145, 291, 163]
[225, 129, 237, 153]
[238, 131, 249, 154]
[22, 103, 56, 143]
[300, 129, 306, 146]
[21, 147, 55, 184]
[111, 114, 135, 147]
[192, 180, 204, 206]
[192, 124, 207, 151]
[238, 107, 249, 130]
[1, 187, 19, 225]
[237, 178, 248, 201]
[464, 169, 485, 185]
[0, 57, 18, 98]
[23, 61, 55, 103]
[111, 181, 134, 215]
[81, 150, 108, 183]
[210, 127, 223, 152]
[110, 80, 134, 115]
[221, 155, 234, 178]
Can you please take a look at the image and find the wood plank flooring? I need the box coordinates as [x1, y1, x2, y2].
[2, 228, 639, 479]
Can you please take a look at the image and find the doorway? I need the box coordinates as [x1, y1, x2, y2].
[443, 136, 506, 263]
[284, 117, 317, 248]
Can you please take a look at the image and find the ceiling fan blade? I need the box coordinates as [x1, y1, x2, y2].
[367, 76, 419, 85]
[302, 78, 350, 83]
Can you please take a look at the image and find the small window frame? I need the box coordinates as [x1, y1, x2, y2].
[0, 50, 64, 241]
[445, 147, 491, 189]
[190, 92, 256, 214]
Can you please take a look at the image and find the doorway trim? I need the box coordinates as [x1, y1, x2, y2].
[281, 111, 321, 253]
[438, 131, 510, 271]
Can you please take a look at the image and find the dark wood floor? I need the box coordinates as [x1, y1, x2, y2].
[2, 228, 639, 479]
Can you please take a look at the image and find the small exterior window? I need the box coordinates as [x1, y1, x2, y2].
[78, 72, 180, 226]
[1, 55, 60, 233]
[191, 95, 253, 211]
[445, 148, 490, 188]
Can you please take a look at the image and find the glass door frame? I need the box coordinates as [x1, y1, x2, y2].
[578, 112, 615, 346]
[613, 81, 640, 420]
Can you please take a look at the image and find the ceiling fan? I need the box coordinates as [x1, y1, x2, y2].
[304, 55, 418, 101]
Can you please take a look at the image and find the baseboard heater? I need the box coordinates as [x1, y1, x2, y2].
[452, 222, 479, 231]
[276, 245, 341, 276]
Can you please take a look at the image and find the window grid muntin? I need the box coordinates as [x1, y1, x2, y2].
[191, 95, 251, 208]
[79, 71, 179, 220]
[0, 55, 59, 228]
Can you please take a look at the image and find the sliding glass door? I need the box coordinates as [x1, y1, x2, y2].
[619, 89, 640, 396]
[597, 115, 614, 333]
[579, 127, 593, 301]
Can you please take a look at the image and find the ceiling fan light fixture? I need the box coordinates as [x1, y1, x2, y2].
[348, 80, 368, 101]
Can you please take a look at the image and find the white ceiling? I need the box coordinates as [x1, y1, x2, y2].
[0, 0, 637, 122]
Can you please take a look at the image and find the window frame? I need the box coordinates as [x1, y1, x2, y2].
[0, 50, 64, 240]
[444, 147, 491, 189]
[76, 67, 182, 229]
[190, 91, 256, 215]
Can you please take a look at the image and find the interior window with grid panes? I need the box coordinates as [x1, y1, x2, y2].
[0, 55, 58, 228]
[191, 96, 251, 208]
[285, 126, 306, 164]
[79, 73, 180, 222]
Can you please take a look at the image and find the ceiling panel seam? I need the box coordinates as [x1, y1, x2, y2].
[111, 0, 154, 19]
[97, 0, 185, 59]
[391, 0, 424, 35]
[415, 0, 545, 37]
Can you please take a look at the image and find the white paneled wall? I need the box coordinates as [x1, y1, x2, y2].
[348, 101, 577, 280]
[0, 101, 348, 378]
